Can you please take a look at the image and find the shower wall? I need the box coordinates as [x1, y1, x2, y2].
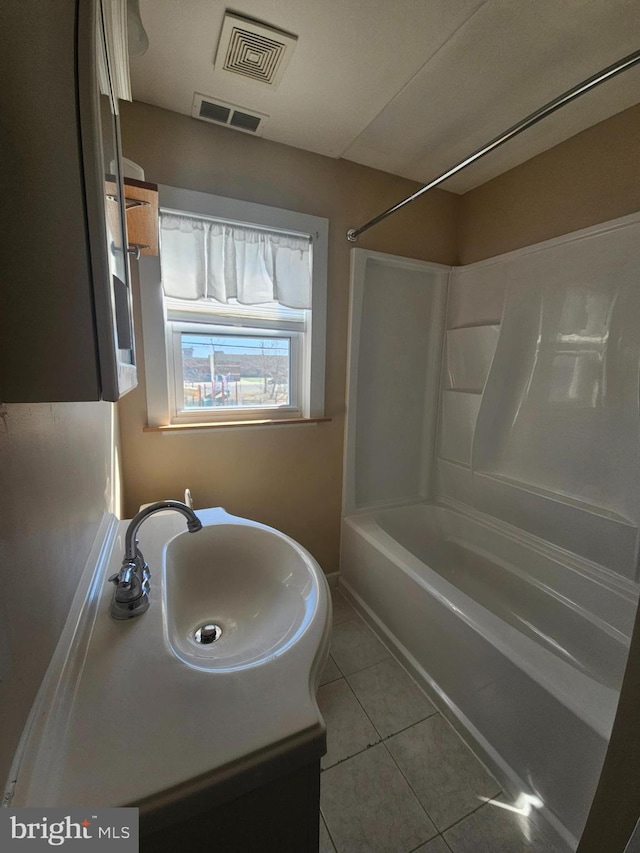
[346, 212, 640, 583]
[343, 215, 640, 848]
[343, 250, 449, 516]
[435, 262, 503, 503]
[435, 212, 640, 581]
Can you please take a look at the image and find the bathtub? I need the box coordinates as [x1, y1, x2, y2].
[340, 501, 637, 849]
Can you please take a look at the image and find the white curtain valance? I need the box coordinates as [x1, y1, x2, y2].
[159, 212, 312, 309]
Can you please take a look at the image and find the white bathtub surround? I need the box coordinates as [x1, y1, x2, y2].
[440, 213, 640, 578]
[343, 250, 449, 514]
[342, 213, 640, 850]
[6, 508, 331, 827]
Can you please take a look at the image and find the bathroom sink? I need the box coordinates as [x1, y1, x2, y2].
[163, 521, 320, 671]
[8, 506, 330, 811]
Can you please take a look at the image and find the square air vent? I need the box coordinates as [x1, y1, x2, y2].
[214, 13, 297, 88]
[192, 94, 268, 136]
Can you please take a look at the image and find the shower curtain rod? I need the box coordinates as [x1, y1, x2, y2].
[346, 48, 640, 242]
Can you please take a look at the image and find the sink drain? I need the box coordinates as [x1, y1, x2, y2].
[194, 623, 223, 644]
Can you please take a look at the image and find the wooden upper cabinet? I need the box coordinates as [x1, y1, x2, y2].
[123, 177, 159, 256]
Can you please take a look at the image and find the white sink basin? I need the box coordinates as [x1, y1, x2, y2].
[163, 520, 321, 671]
[9, 507, 330, 811]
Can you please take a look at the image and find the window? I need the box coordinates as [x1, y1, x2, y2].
[139, 186, 328, 427]
[165, 299, 306, 422]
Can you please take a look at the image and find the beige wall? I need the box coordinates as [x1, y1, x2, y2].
[117, 101, 459, 573]
[459, 103, 640, 264]
[0, 401, 117, 782]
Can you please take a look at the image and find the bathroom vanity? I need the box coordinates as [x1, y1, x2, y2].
[5, 508, 331, 853]
[140, 759, 322, 853]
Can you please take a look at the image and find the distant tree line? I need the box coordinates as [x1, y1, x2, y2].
[182, 350, 287, 383]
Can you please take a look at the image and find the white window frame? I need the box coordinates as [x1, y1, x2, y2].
[138, 185, 328, 426]
[168, 321, 303, 423]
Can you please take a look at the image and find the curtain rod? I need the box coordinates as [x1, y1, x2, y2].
[161, 207, 313, 242]
[346, 48, 640, 242]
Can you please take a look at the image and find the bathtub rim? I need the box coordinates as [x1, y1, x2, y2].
[341, 506, 623, 741]
[347, 496, 638, 603]
[372, 498, 636, 649]
[345, 496, 638, 649]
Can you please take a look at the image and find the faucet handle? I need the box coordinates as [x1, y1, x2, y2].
[108, 563, 134, 589]
[109, 561, 146, 605]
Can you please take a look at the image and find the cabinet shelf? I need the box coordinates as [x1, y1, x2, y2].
[123, 177, 159, 256]
[124, 197, 150, 210]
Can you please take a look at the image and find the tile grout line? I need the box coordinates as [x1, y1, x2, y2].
[373, 710, 440, 741]
[323, 668, 438, 767]
[321, 738, 379, 772]
[334, 588, 441, 708]
[319, 673, 437, 777]
[329, 598, 394, 682]
[322, 725, 442, 851]
[322, 603, 438, 770]
[319, 653, 344, 686]
[441, 833, 457, 853]
[406, 832, 454, 853]
[347, 678, 440, 745]
[319, 675, 381, 772]
[437, 787, 505, 836]
[319, 810, 340, 853]
[326, 592, 508, 851]
[322, 624, 500, 851]
[376, 725, 500, 841]
[379, 737, 441, 838]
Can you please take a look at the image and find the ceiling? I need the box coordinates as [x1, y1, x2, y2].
[131, 0, 640, 194]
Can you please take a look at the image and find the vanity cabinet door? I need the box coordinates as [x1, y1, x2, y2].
[140, 760, 321, 853]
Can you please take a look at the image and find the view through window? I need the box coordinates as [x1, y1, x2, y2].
[179, 332, 292, 410]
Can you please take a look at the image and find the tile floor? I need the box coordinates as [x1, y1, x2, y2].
[317, 588, 566, 853]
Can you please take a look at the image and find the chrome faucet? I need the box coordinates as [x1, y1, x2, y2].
[108, 500, 203, 620]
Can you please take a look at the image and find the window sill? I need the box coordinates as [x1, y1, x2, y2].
[143, 416, 332, 433]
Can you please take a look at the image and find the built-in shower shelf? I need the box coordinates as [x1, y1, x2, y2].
[447, 320, 503, 331]
[474, 471, 637, 527]
[438, 457, 471, 470]
[438, 455, 471, 469]
[443, 387, 484, 395]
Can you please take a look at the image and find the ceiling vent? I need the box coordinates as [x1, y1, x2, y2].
[192, 94, 268, 135]
[214, 13, 297, 88]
